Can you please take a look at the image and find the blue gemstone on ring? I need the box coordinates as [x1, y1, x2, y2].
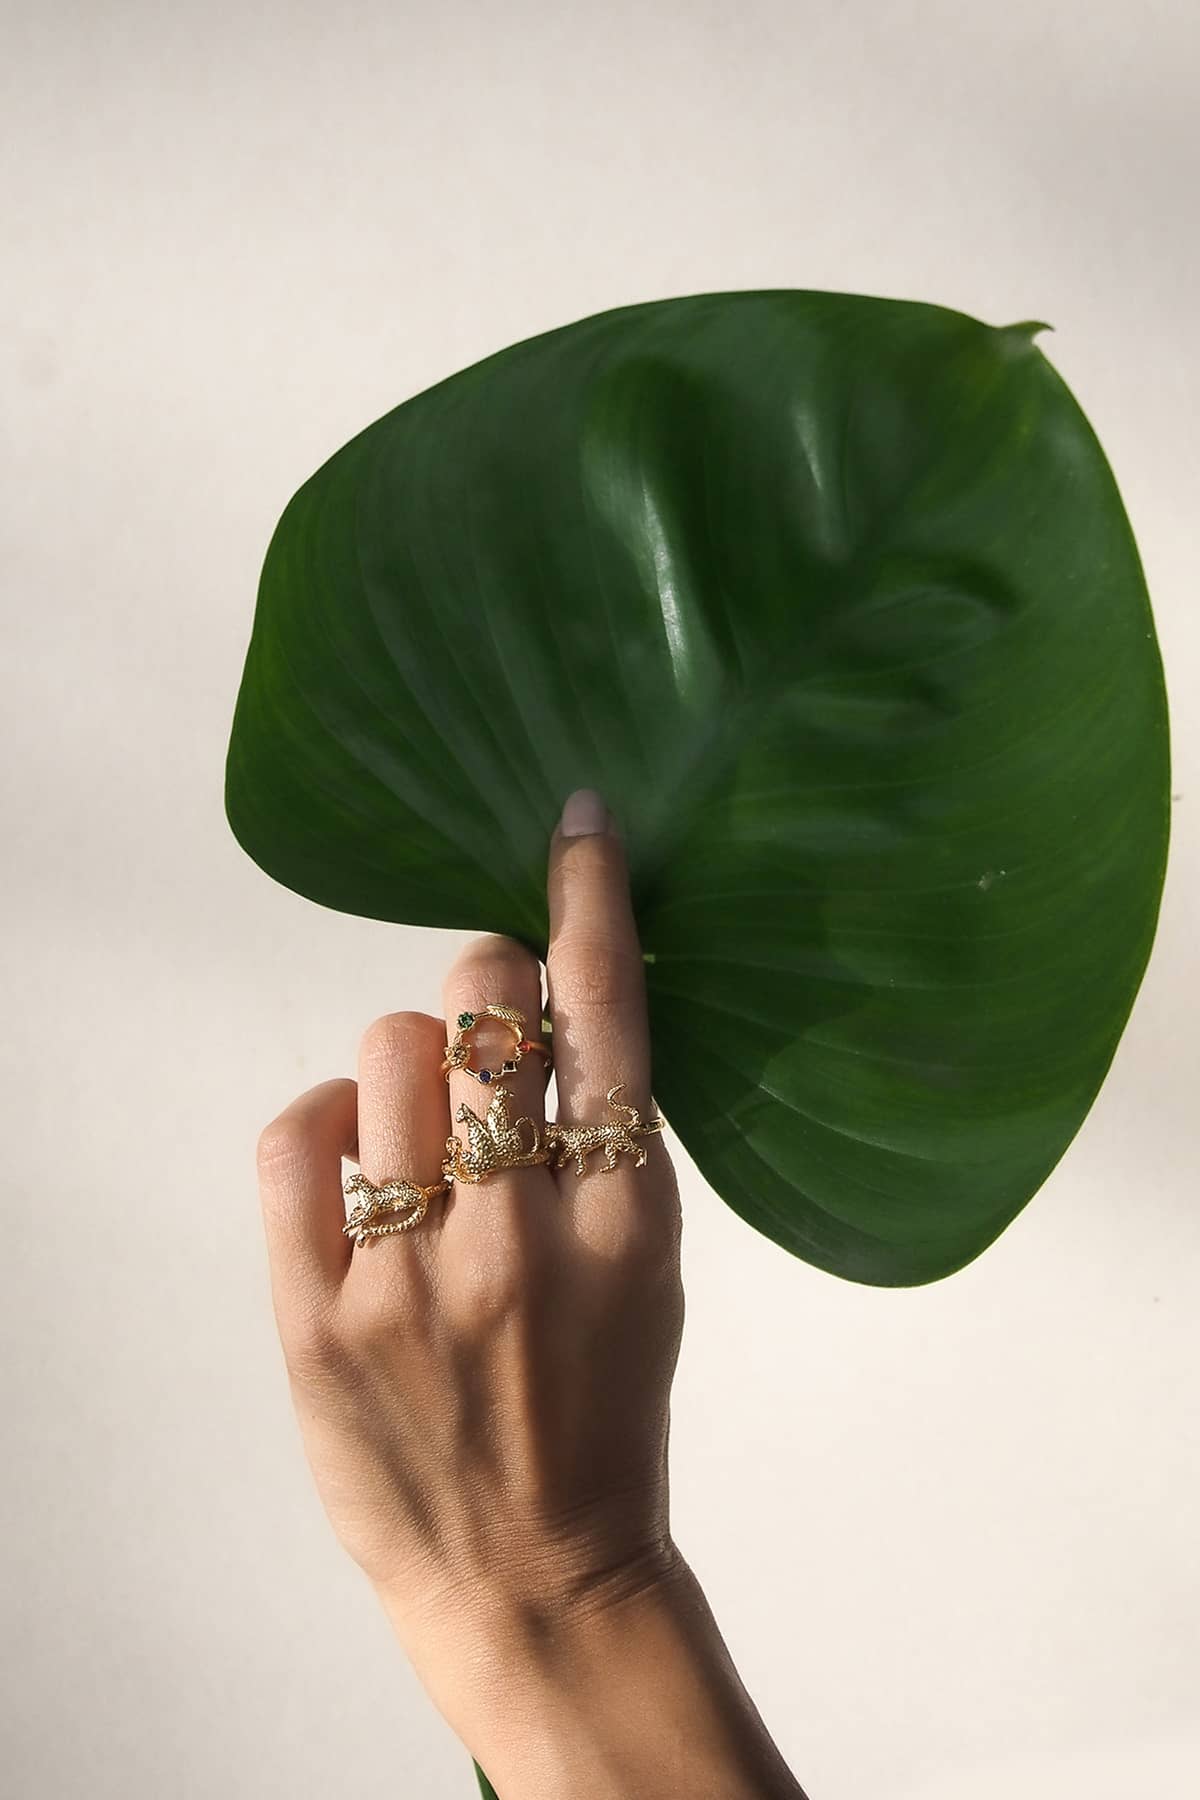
[478, 1069, 492, 1082]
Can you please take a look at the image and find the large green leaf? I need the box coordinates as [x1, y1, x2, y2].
[226, 289, 1169, 1287]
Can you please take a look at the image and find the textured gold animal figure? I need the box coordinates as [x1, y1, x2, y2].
[442, 1086, 550, 1184]
[544, 1084, 665, 1177]
[342, 1173, 447, 1244]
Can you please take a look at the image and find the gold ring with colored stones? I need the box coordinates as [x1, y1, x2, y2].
[440, 1002, 552, 1088]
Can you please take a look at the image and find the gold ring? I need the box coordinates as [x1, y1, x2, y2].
[347, 1070, 666, 1245]
[545, 1084, 665, 1177]
[442, 1083, 551, 1184]
[440, 1003, 552, 1087]
[442, 1082, 664, 1185]
[343, 1173, 449, 1246]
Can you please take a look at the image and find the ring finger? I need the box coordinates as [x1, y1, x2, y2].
[439, 932, 555, 1237]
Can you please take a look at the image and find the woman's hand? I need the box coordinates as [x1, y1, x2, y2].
[256, 790, 804, 1798]
[256, 794, 680, 1662]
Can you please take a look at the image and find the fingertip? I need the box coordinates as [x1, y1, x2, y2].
[548, 792, 635, 925]
[558, 787, 611, 838]
[553, 787, 627, 845]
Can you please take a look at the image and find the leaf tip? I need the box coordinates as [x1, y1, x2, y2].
[996, 317, 1055, 352]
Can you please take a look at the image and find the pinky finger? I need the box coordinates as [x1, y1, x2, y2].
[256, 1078, 358, 1321]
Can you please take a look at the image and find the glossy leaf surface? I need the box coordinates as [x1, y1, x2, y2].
[226, 290, 1169, 1285]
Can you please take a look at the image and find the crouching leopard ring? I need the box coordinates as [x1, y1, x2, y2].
[342, 1174, 450, 1246]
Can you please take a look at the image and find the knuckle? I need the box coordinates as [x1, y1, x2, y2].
[341, 1292, 408, 1360]
[453, 1236, 539, 1325]
[256, 1117, 310, 1178]
[282, 1303, 347, 1387]
[360, 1010, 435, 1067]
[448, 934, 541, 991]
[358, 1253, 429, 1326]
[476, 1267, 525, 1323]
[257, 1081, 357, 1184]
[549, 931, 642, 1014]
[617, 1199, 680, 1269]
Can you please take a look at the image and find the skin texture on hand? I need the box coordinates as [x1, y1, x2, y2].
[256, 791, 805, 1798]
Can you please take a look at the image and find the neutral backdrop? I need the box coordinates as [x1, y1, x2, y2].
[2, 3, 1197, 1796]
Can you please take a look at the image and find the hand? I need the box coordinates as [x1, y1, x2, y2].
[257, 790, 804, 1797]
[256, 794, 683, 1694]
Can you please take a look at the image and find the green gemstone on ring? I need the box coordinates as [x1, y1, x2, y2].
[457, 1011, 475, 1030]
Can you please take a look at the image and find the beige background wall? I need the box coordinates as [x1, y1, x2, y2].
[2, 2, 1197, 1795]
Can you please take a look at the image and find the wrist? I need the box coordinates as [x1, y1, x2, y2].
[376, 1534, 684, 1726]
[385, 1543, 803, 1800]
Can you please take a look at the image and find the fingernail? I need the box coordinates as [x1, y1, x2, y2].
[559, 788, 611, 837]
